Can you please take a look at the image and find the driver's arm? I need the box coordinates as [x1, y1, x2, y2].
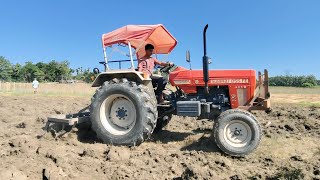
[154, 58, 171, 67]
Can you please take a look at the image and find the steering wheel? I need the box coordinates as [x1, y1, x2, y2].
[160, 63, 174, 73]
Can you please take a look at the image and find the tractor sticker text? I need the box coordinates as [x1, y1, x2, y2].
[209, 79, 249, 84]
[173, 80, 191, 84]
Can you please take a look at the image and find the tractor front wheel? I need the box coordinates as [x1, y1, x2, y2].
[213, 109, 262, 156]
[90, 78, 157, 146]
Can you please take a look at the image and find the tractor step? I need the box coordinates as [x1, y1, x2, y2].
[157, 104, 171, 107]
[47, 112, 91, 126]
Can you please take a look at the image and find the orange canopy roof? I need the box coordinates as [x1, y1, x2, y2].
[102, 24, 177, 58]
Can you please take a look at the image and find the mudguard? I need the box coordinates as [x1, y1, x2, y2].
[92, 70, 151, 87]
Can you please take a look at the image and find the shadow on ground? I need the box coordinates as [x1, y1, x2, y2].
[75, 122, 102, 144]
[151, 128, 222, 153]
[180, 135, 221, 153]
[151, 130, 194, 143]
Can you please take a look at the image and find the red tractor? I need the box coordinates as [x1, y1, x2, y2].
[88, 24, 271, 156]
[49, 24, 271, 156]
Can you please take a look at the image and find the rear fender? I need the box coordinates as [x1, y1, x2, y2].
[92, 70, 151, 87]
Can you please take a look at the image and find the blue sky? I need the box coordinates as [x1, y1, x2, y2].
[1, 0, 320, 78]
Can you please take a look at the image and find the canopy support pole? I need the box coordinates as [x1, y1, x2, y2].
[128, 41, 135, 70]
[103, 47, 109, 71]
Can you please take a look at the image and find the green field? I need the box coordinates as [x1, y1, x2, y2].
[270, 86, 320, 94]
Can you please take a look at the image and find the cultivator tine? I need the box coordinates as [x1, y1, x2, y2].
[36, 121, 50, 139]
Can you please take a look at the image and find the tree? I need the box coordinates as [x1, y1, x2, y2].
[35, 62, 48, 82]
[34, 69, 45, 81]
[21, 61, 42, 82]
[303, 75, 317, 86]
[11, 63, 24, 82]
[0, 56, 13, 81]
[58, 60, 72, 80]
[44, 60, 72, 82]
[82, 68, 95, 83]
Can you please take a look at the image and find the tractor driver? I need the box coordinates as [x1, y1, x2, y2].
[138, 44, 173, 103]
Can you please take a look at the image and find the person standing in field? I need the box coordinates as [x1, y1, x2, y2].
[32, 78, 39, 94]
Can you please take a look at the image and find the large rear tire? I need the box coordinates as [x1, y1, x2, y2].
[90, 78, 157, 146]
[213, 109, 262, 156]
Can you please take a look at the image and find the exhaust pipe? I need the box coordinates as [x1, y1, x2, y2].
[203, 24, 209, 94]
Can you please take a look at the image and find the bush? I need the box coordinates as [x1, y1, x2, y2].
[302, 83, 314, 88]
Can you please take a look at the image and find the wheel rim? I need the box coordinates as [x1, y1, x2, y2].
[223, 120, 252, 148]
[100, 94, 136, 135]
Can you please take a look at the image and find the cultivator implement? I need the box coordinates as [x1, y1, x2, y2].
[44, 110, 91, 138]
[47, 112, 90, 126]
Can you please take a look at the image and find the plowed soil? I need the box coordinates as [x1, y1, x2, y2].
[0, 94, 319, 179]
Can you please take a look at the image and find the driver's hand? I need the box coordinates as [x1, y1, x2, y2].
[167, 62, 174, 66]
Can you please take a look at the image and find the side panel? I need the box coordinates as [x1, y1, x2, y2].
[237, 88, 248, 106]
[169, 69, 256, 108]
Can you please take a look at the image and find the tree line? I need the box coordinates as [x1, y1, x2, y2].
[0, 56, 95, 83]
[1, 56, 319, 86]
[269, 75, 319, 87]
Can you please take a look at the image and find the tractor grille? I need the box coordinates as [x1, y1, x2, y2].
[176, 101, 201, 117]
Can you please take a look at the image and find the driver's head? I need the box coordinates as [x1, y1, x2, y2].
[145, 44, 154, 56]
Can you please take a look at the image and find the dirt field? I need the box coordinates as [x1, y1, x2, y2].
[0, 90, 319, 179]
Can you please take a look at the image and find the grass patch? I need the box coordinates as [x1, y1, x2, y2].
[0, 82, 96, 97]
[0, 91, 94, 98]
[297, 101, 320, 108]
[270, 86, 320, 94]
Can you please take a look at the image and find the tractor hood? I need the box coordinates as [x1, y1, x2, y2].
[169, 69, 256, 94]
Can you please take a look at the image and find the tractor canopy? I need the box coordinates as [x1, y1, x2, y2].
[102, 24, 177, 58]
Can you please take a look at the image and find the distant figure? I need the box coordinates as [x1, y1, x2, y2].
[32, 78, 39, 94]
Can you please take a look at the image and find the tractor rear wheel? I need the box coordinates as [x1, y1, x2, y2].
[90, 78, 157, 146]
[213, 109, 261, 156]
